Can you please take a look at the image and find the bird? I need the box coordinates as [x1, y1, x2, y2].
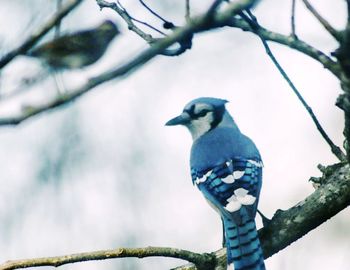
[166, 97, 265, 270]
[26, 20, 120, 69]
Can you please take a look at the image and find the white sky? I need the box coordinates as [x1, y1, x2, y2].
[0, 1, 349, 269]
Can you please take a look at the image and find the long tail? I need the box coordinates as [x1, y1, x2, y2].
[224, 217, 265, 270]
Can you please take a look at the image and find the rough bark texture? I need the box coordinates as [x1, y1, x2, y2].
[0, 1, 349, 270]
[259, 163, 350, 257]
[174, 163, 350, 269]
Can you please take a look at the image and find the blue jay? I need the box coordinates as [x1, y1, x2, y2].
[166, 97, 265, 270]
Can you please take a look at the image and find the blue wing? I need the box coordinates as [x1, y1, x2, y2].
[191, 158, 265, 270]
[191, 158, 263, 223]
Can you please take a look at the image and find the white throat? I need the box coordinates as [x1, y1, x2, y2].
[186, 111, 214, 141]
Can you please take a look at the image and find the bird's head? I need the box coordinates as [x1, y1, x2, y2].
[166, 97, 230, 140]
[98, 20, 120, 38]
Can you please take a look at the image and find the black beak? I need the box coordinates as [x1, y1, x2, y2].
[165, 113, 190, 126]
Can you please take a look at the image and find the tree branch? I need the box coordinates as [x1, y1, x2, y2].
[96, 0, 189, 56]
[225, 17, 342, 78]
[3, 163, 348, 270]
[332, 2, 350, 160]
[302, 0, 342, 42]
[175, 163, 350, 269]
[238, 11, 346, 161]
[260, 162, 350, 257]
[0, 0, 257, 126]
[0, 0, 83, 69]
[138, 0, 174, 27]
[96, 0, 155, 43]
[185, 0, 191, 22]
[0, 247, 215, 270]
[54, 0, 63, 38]
[291, 0, 297, 38]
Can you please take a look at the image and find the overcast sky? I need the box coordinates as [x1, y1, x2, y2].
[0, 1, 349, 269]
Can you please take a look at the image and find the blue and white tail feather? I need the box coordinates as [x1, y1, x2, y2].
[166, 97, 265, 270]
[193, 158, 265, 270]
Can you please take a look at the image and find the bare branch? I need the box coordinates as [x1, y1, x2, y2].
[291, 0, 297, 38]
[185, 0, 191, 22]
[0, 0, 256, 125]
[236, 11, 346, 161]
[97, 0, 155, 43]
[262, 41, 346, 160]
[0, 0, 83, 69]
[260, 163, 350, 257]
[302, 0, 342, 41]
[226, 17, 341, 78]
[54, 0, 63, 38]
[127, 16, 167, 37]
[336, 94, 350, 161]
[0, 247, 215, 270]
[139, 0, 174, 29]
[0, 0, 343, 131]
[97, 0, 191, 56]
[176, 163, 350, 269]
[2, 163, 347, 270]
[207, 0, 226, 16]
[117, 1, 167, 36]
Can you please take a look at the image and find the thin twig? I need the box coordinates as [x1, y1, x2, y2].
[97, 0, 155, 43]
[227, 17, 341, 78]
[129, 17, 167, 36]
[54, 0, 63, 38]
[97, 0, 190, 56]
[263, 43, 346, 161]
[0, 0, 83, 69]
[139, 0, 173, 27]
[185, 0, 191, 22]
[291, 0, 297, 38]
[302, 0, 342, 41]
[117, 1, 166, 36]
[0, 247, 215, 270]
[0, 0, 257, 125]
[241, 11, 346, 161]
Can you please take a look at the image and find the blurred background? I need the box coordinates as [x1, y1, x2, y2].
[0, 0, 348, 269]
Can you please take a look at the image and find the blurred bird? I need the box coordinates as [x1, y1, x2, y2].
[166, 97, 265, 270]
[27, 20, 120, 69]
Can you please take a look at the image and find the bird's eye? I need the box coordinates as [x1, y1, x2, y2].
[197, 109, 209, 117]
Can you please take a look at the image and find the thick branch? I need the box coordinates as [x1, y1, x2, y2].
[0, 0, 83, 69]
[0, 247, 215, 270]
[259, 162, 350, 257]
[1, 163, 348, 270]
[175, 163, 350, 269]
